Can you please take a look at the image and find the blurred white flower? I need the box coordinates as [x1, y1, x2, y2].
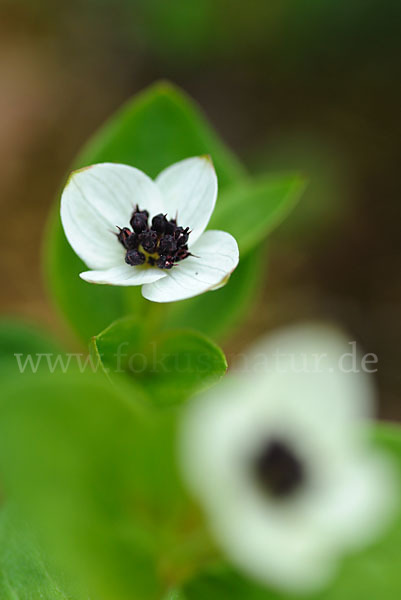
[60, 157, 239, 303]
[180, 324, 397, 593]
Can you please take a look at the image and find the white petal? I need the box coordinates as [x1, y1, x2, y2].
[313, 450, 398, 551]
[80, 265, 166, 286]
[61, 163, 164, 270]
[233, 323, 376, 432]
[155, 156, 217, 244]
[141, 230, 239, 303]
[211, 500, 336, 593]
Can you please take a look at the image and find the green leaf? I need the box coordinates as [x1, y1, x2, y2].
[92, 316, 227, 407]
[209, 173, 306, 256]
[77, 81, 244, 186]
[0, 504, 82, 600]
[141, 330, 227, 407]
[182, 423, 401, 600]
[163, 247, 264, 341]
[0, 318, 64, 378]
[0, 370, 168, 600]
[44, 81, 244, 343]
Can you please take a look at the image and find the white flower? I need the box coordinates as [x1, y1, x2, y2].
[60, 157, 239, 303]
[180, 324, 397, 593]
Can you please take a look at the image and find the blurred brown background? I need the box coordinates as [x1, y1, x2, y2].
[0, 0, 400, 418]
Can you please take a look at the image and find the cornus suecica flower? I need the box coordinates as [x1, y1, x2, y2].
[180, 324, 397, 593]
[60, 156, 239, 303]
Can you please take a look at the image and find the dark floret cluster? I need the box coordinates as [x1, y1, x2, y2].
[116, 205, 191, 269]
[253, 439, 305, 499]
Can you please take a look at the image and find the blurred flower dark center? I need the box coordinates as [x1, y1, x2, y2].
[252, 438, 305, 499]
[116, 206, 191, 269]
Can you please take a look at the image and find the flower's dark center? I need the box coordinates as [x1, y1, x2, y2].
[252, 438, 305, 499]
[116, 206, 191, 270]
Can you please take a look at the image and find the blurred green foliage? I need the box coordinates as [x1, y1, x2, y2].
[249, 136, 350, 246]
[0, 319, 64, 377]
[209, 173, 306, 256]
[0, 369, 188, 599]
